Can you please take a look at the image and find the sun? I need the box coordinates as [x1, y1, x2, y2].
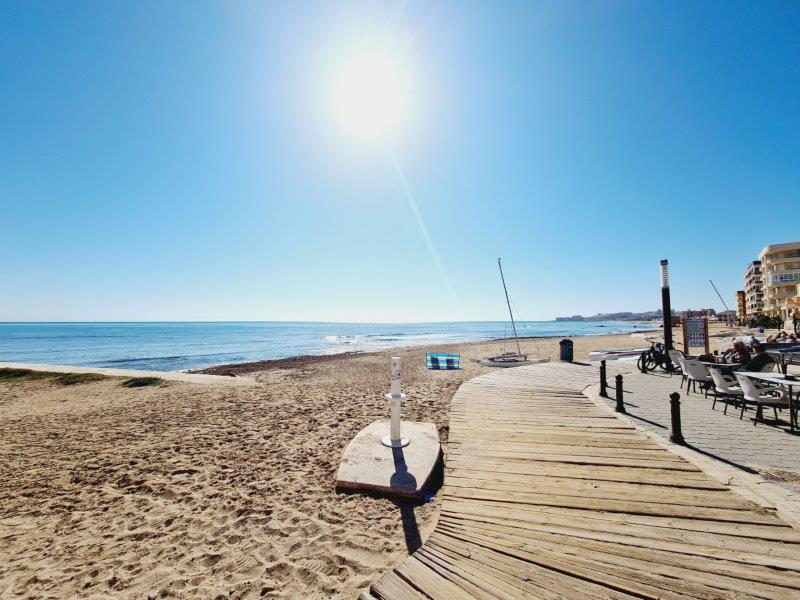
[329, 44, 411, 142]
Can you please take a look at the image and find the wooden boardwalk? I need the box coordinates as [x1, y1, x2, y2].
[364, 363, 800, 599]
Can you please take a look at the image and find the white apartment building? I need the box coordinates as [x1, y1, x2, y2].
[743, 260, 763, 316]
[758, 242, 800, 320]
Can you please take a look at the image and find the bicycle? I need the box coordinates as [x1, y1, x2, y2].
[637, 338, 674, 373]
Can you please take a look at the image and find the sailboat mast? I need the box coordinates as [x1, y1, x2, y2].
[709, 279, 731, 313]
[709, 279, 732, 326]
[498, 258, 522, 356]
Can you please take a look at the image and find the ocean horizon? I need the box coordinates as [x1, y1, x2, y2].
[0, 320, 654, 372]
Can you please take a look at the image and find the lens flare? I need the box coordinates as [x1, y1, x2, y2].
[330, 45, 411, 141]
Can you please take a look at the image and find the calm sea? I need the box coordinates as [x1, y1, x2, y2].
[0, 321, 651, 372]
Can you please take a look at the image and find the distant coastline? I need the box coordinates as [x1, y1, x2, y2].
[555, 311, 663, 322]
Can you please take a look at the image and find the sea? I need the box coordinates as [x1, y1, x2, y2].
[0, 321, 652, 372]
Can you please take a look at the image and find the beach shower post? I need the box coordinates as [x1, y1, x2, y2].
[382, 357, 410, 448]
[336, 354, 438, 497]
[660, 259, 674, 372]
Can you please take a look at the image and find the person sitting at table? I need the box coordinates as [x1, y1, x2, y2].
[725, 340, 751, 364]
[741, 342, 775, 372]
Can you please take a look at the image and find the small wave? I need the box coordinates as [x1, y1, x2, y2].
[94, 350, 240, 366]
[100, 355, 186, 365]
[322, 333, 407, 342]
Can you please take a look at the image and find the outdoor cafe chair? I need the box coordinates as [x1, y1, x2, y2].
[668, 349, 686, 383]
[734, 372, 790, 426]
[682, 358, 713, 396]
[708, 367, 743, 414]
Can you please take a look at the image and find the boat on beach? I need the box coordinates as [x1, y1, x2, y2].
[479, 258, 546, 368]
[478, 352, 548, 368]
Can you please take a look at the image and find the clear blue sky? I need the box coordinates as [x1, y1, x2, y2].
[2, 1, 798, 322]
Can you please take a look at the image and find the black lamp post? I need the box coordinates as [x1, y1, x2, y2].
[661, 259, 674, 372]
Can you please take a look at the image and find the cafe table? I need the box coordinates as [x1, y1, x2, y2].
[703, 361, 742, 377]
[744, 371, 799, 432]
[765, 345, 800, 375]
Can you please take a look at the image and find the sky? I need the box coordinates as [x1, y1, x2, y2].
[1, 1, 799, 322]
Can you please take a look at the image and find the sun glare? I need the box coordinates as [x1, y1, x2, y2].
[330, 45, 411, 142]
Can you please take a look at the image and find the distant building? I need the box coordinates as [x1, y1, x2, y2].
[681, 309, 716, 319]
[736, 290, 746, 322]
[717, 310, 736, 324]
[744, 260, 764, 317]
[758, 242, 800, 321]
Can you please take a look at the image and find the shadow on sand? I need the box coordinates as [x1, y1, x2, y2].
[389, 446, 445, 553]
[337, 446, 445, 555]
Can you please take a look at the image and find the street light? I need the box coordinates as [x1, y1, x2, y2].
[661, 260, 674, 372]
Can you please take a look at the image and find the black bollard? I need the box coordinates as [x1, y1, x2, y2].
[615, 374, 625, 413]
[640, 351, 648, 374]
[669, 392, 685, 445]
[599, 360, 608, 397]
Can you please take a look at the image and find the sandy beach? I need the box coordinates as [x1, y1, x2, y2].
[0, 324, 751, 598]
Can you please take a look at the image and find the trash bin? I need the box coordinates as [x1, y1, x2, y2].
[559, 339, 573, 362]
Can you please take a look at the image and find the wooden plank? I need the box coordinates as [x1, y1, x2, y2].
[444, 460, 723, 489]
[394, 555, 478, 600]
[444, 450, 697, 471]
[440, 486, 778, 524]
[448, 436, 662, 450]
[444, 476, 756, 510]
[449, 442, 679, 461]
[448, 430, 645, 443]
[447, 465, 730, 491]
[370, 571, 429, 600]
[443, 498, 797, 541]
